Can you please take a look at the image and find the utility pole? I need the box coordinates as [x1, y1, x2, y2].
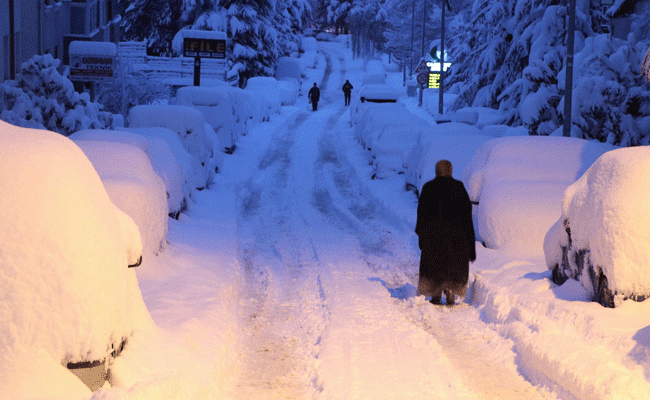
[421, 0, 427, 58]
[9, 0, 15, 79]
[439, 0, 449, 115]
[563, 0, 576, 137]
[410, 0, 415, 76]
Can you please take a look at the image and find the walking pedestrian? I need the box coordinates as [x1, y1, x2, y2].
[342, 79, 353, 106]
[308, 82, 320, 111]
[415, 160, 476, 305]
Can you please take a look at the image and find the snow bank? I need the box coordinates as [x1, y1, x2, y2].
[0, 121, 150, 398]
[69, 129, 187, 217]
[74, 140, 169, 255]
[545, 146, 650, 300]
[464, 136, 616, 254]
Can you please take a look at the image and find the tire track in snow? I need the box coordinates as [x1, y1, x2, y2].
[228, 48, 339, 399]
[316, 107, 560, 399]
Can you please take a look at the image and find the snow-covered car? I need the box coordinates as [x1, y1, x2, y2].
[0, 121, 149, 395]
[403, 123, 492, 195]
[69, 128, 189, 218]
[353, 102, 429, 179]
[350, 84, 400, 127]
[174, 86, 239, 153]
[544, 146, 650, 308]
[128, 104, 221, 189]
[245, 76, 282, 115]
[315, 31, 337, 42]
[74, 140, 169, 256]
[463, 136, 615, 254]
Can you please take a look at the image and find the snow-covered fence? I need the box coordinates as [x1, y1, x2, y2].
[118, 41, 229, 83]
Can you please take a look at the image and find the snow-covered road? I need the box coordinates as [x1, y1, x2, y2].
[119, 39, 650, 400]
[218, 43, 556, 399]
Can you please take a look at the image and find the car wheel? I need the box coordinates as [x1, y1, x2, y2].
[597, 273, 615, 308]
[551, 265, 567, 285]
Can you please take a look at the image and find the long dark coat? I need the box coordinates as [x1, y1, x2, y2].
[308, 86, 320, 102]
[415, 176, 476, 297]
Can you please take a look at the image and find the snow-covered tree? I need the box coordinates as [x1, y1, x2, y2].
[444, 0, 650, 145]
[121, 0, 310, 86]
[348, 0, 390, 57]
[0, 54, 113, 136]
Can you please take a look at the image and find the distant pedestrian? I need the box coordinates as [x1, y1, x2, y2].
[342, 79, 353, 106]
[308, 82, 320, 111]
[415, 160, 476, 305]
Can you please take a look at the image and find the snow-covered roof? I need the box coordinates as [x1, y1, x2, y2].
[68, 40, 117, 56]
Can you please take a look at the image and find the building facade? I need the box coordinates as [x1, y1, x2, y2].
[1, 0, 120, 81]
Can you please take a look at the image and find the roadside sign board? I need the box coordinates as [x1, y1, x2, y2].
[417, 72, 429, 85]
[415, 59, 430, 74]
[68, 41, 116, 83]
[183, 37, 226, 59]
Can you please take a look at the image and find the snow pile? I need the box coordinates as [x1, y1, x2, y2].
[544, 146, 650, 300]
[174, 86, 239, 152]
[464, 136, 616, 254]
[74, 140, 169, 255]
[0, 121, 150, 398]
[128, 105, 219, 188]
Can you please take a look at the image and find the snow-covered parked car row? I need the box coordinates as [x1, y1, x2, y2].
[0, 121, 152, 395]
[351, 81, 650, 308]
[544, 146, 650, 307]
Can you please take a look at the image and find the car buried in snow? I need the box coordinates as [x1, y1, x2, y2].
[544, 146, 650, 308]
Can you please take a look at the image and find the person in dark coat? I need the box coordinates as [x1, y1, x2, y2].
[308, 82, 320, 111]
[342, 80, 353, 106]
[415, 160, 476, 305]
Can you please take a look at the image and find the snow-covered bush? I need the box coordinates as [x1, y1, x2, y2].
[96, 63, 170, 118]
[464, 136, 615, 254]
[74, 140, 169, 255]
[544, 146, 650, 307]
[0, 121, 150, 398]
[128, 105, 219, 189]
[69, 129, 188, 218]
[0, 54, 113, 135]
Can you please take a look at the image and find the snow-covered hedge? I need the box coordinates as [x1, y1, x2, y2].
[544, 146, 650, 306]
[0, 54, 113, 135]
[128, 105, 220, 189]
[464, 136, 616, 254]
[0, 121, 150, 398]
[74, 140, 169, 255]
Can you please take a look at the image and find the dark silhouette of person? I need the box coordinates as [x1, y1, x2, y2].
[415, 160, 476, 305]
[308, 82, 320, 111]
[342, 80, 353, 106]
